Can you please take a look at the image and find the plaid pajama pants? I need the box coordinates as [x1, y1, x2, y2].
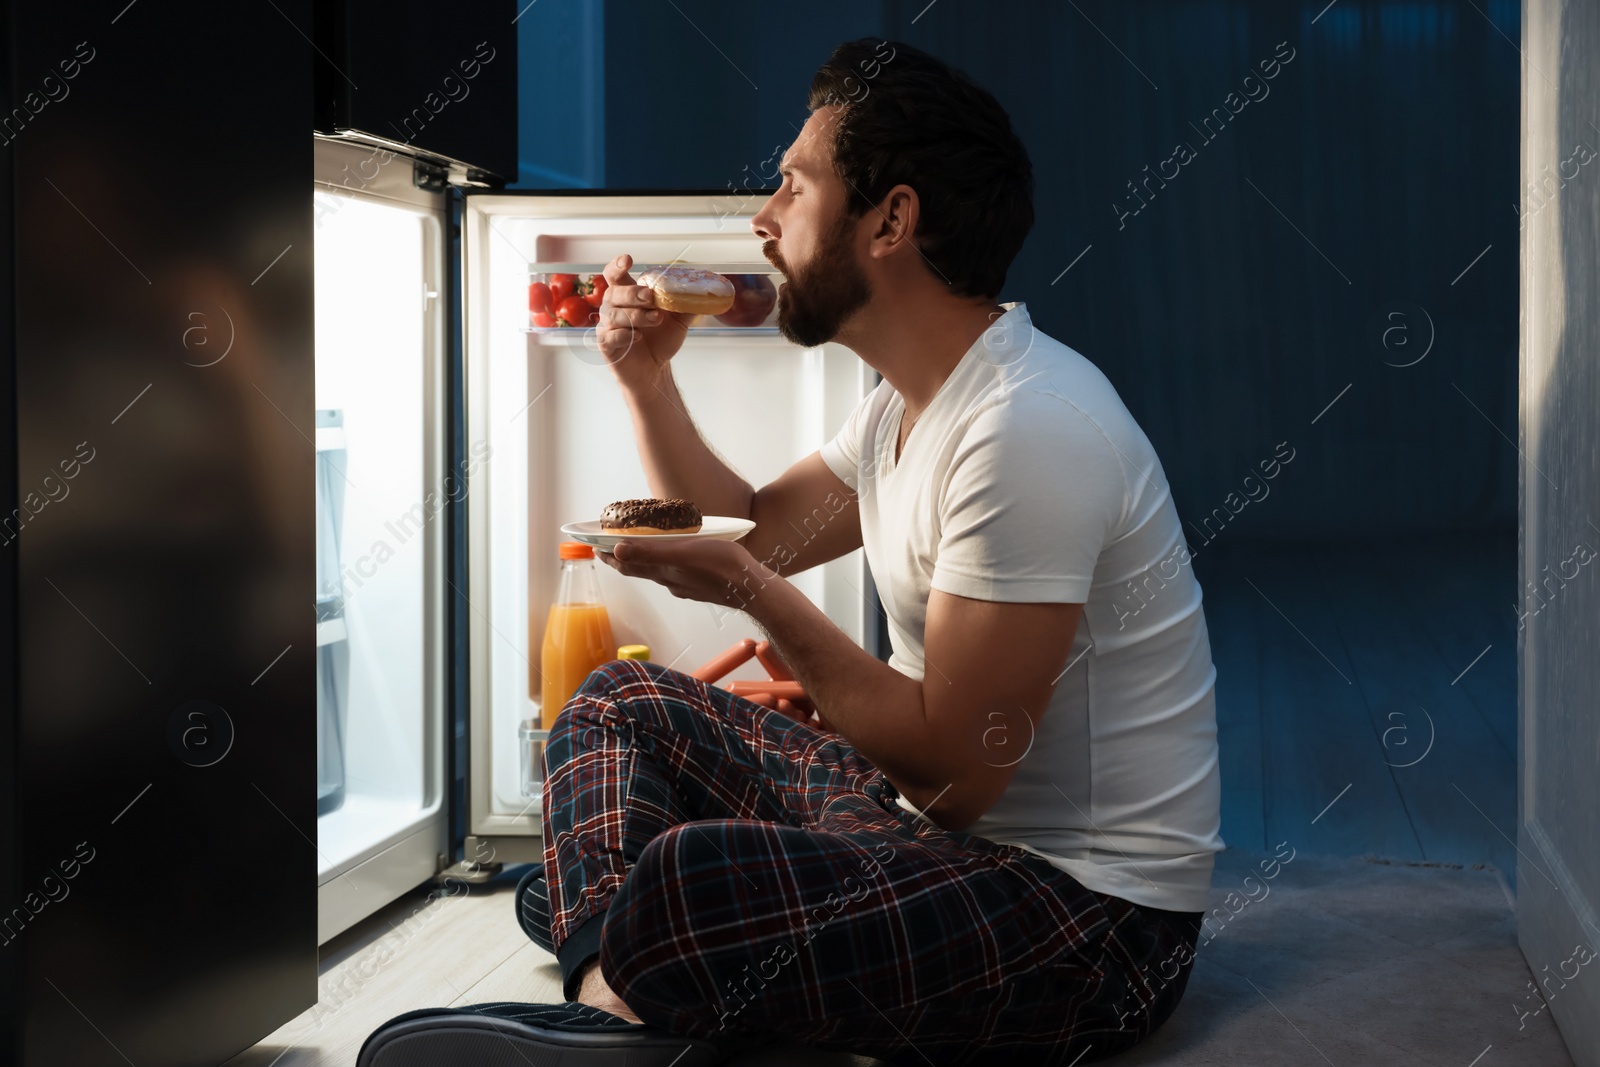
[538, 657, 1203, 1066]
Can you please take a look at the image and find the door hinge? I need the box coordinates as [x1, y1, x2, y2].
[414, 159, 449, 192]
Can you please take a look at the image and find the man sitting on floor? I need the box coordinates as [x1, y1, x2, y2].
[358, 36, 1223, 1067]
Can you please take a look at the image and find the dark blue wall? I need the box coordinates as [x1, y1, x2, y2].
[514, 0, 1521, 542]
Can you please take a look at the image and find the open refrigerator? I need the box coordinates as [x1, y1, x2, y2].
[312, 136, 881, 942]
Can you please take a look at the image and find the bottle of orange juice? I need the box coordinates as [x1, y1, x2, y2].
[537, 542, 617, 729]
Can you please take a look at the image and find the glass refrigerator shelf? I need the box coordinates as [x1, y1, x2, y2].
[526, 263, 783, 334]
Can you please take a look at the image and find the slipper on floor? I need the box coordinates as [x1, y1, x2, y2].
[355, 999, 726, 1066]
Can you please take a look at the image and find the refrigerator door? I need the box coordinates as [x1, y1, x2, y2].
[460, 193, 881, 862]
[3, 2, 315, 1062]
[311, 138, 450, 941]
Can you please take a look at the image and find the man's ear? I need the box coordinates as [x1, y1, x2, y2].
[869, 184, 919, 258]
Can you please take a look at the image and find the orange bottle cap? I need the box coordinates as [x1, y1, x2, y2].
[559, 541, 594, 560]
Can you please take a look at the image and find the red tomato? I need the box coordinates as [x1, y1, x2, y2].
[528, 281, 552, 313]
[556, 295, 596, 327]
[585, 273, 609, 308]
[549, 274, 579, 304]
[531, 310, 557, 328]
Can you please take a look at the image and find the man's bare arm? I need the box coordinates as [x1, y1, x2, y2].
[622, 371, 756, 519]
[745, 452, 861, 576]
[741, 573, 1083, 831]
[625, 378, 861, 577]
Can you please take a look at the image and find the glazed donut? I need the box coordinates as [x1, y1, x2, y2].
[601, 497, 703, 535]
[636, 266, 735, 316]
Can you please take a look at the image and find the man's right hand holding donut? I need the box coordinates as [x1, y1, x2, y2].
[596, 253, 696, 393]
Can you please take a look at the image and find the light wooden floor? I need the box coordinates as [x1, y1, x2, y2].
[222, 868, 876, 1067]
[221, 870, 565, 1067]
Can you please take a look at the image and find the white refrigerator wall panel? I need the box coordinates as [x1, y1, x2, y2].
[463, 194, 878, 839]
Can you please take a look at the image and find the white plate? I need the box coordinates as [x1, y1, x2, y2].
[560, 515, 755, 553]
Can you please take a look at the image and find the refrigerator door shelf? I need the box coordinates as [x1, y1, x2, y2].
[463, 192, 882, 848]
[316, 615, 349, 647]
[315, 411, 348, 608]
[315, 410, 347, 452]
[316, 591, 345, 622]
[519, 721, 551, 799]
[528, 262, 784, 276]
[527, 264, 783, 333]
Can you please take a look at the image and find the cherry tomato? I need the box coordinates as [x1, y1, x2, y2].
[531, 310, 557, 328]
[549, 274, 578, 304]
[528, 281, 552, 313]
[585, 273, 609, 308]
[556, 295, 596, 327]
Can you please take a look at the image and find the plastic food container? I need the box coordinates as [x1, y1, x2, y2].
[520, 719, 550, 799]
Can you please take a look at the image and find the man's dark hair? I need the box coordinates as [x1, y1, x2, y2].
[807, 38, 1033, 300]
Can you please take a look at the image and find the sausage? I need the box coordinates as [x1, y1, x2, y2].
[689, 638, 758, 681]
[775, 699, 812, 725]
[726, 680, 807, 700]
[753, 640, 795, 680]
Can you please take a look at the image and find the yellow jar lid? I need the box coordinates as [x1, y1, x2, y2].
[617, 644, 651, 661]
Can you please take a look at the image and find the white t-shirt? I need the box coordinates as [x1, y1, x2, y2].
[818, 301, 1224, 913]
